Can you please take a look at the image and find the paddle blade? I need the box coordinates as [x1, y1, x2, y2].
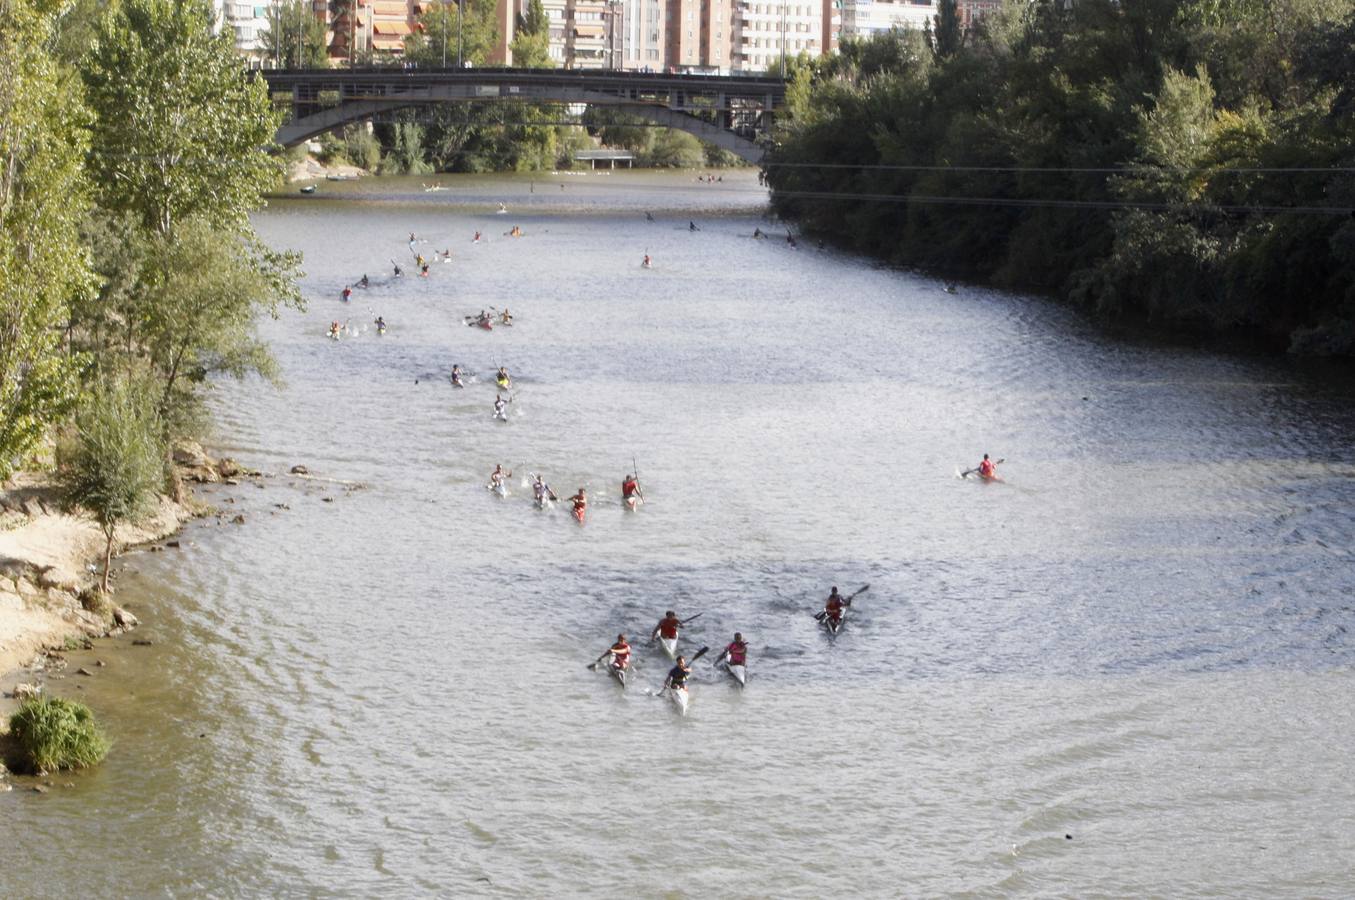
[690, 645, 710, 663]
[813, 610, 827, 621]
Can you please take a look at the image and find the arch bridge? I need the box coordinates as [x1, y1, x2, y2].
[260, 68, 786, 163]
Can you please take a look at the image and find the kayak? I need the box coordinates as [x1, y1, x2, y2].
[496, 378, 511, 390]
[609, 660, 627, 688]
[726, 662, 747, 687]
[572, 505, 585, 523]
[493, 408, 509, 422]
[824, 610, 846, 635]
[535, 496, 554, 511]
[668, 685, 689, 716]
[659, 635, 678, 660]
[624, 495, 643, 512]
[489, 482, 507, 497]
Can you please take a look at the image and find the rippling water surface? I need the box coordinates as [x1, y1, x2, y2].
[5, 171, 1355, 896]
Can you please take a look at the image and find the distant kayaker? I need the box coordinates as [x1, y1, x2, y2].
[642, 254, 651, 268]
[420, 263, 430, 277]
[688, 221, 699, 232]
[416, 253, 426, 267]
[359, 274, 369, 288]
[496, 366, 511, 388]
[473, 230, 481, 243]
[499, 309, 513, 325]
[753, 227, 764, 239]
[645, 211, 655, 222]
[723, 633, 748, 667]
[567, 487, 587, 520]
[607, 634, 631, 673]
[374, 316, 386, 333]
[532, 474, 557, 507]
[493, 394, 508, 420]
[978, 454, 999, 479]
[651, 611, 681, 644]
[824, 586, 848, 626]
[489, 464, 511, 489]
[622, 474, 643, 509]
[393, 262, 402, 277]
[663, 655, 691, 692]
[328, 321, 342, 340]
[341, 286, 352, 302]
[450, 364, 464, 388]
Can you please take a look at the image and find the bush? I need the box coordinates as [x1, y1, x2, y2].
[8, 697, 110, 773]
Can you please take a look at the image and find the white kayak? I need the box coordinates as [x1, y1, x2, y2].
[609, 660, 627, 688]
[659, 635, 678, 660]
[668, 685, 689, 715]
[824, 610, 846, 635]
[624, 495, 644, 511]
[726, 662, 747, 687]
[489, 482, 507, 497]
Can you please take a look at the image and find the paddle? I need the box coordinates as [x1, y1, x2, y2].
[813, 583, 870, 621]
[660, 645, 710, 694]
[961, 457, 1005, 478]
[632, 455, 645, 501]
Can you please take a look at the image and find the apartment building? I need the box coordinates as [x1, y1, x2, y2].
[958, 0, 1002, 27]
[838, 0, 933, 41]
[731, 0, 826, 74]
[214, 0, 275, 61]
[619, 0, 666, 69]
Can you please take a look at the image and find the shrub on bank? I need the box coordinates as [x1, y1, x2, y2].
[7, 697, 110, 773]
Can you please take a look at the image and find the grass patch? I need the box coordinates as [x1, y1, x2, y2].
[7, 697, 110, 773]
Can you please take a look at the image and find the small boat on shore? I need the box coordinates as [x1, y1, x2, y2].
[299, 185, 317, 194]
[326, 173, 359, 182]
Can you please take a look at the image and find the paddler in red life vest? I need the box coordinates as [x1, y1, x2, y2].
[977, 453, 999, 480]
[723, 633, 748, 667]
[824, 586, 848, 626]
[608, 634, 631, 674]
[567, 487, 587, 520]
[621, 474, 643, 509]
[651, 610, 681, 644]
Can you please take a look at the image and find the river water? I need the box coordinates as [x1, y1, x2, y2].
[5, 170, 1355, 897]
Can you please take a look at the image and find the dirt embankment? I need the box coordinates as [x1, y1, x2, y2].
[0, 444, 244, 689]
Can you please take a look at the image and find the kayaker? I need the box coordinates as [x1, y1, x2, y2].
[393, 262, 402, 277]
[450, 364, 464, 387]
[642, 254, 651, 268]
[328, 321, 341, 340]
[622, 473, 643, 509]
[473, 230, 481, 243]
[532, 474, 557, 507]
[359, 274, 369, 288]
[420, 263, 430, 277]
[341, 286, 352, 302]
[500, 309, 513, 325]
[607, 634, 631, 673]
[416, 253, 425, 268]
[567, 487, 587, 520]
[688, 220, 699, 232]
[489, 464, 511, 489]
[493, 394, 508, 420]
[374, 316, 386, 333]
[496, 366, 511, 389]
[723, 633, 748, 668]
[753, 227, 764, 239]
[663, 655, 691, 692]
[978, 454, 998, 479]
[824, 586, 848, 626]
[651, 610, 681, 645]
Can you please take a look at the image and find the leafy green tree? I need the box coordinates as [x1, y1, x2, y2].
[262, 0, 329, 68]
[0, 0, 94, 479]
[512, 0, 552, 67]
[82, 0, 283, 235]
[931, 0, 963, 58]
[58, 376, 165, 593]
[407, 0, 499, 67]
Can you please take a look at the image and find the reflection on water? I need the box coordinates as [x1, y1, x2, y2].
[5, 171, 1354, 896]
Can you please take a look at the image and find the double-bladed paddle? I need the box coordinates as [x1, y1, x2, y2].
[961, 457, 1006, 478]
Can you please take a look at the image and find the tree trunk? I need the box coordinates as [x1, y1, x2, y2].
[102, 526, 114, 594]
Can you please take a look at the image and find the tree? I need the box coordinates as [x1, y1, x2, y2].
[262, 0, 329, 68]
[81, 0, 284, 236]
[58, 377, 165, 593]
[512, 0, 552, 67]
[932, 0, 963, 58]
[0, 0, 93, 479]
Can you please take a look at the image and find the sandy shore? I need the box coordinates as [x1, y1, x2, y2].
[0, 444, 241, 721]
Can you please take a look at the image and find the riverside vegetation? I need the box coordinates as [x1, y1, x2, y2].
[1, 0, 301, 754]
[765, 0, 1355, 356]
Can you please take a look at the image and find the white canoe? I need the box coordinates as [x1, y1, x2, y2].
[726, 662, 747, 687]
[659, 635, 678, 659]
[668, 685, 689, 715]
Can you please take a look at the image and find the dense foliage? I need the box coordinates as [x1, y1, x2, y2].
[8, 697, 111, 773]
[766, 0, 1355, 355]
[3, 0, 301, 503]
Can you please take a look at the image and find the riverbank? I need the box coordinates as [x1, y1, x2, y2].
[287, 155, 368, 184]
[0, 445, 245, 721]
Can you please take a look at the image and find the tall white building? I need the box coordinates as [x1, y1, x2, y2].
[732, 0, 825, 74]
[213, 0, 277, 63]
[838, 0, 933, 41]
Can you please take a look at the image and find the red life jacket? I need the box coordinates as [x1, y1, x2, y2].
[658, 618, 680, 639]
